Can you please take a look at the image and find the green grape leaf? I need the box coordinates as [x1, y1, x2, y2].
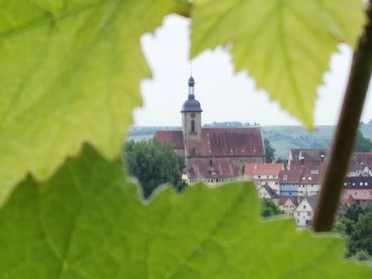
[0, 0, 189, 207]
[190, 0, 365, 128]
[0, 145, 370, 278]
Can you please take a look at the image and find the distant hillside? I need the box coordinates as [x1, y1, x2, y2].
[261, 126, 334, 159]
[126, 121, 372, 159]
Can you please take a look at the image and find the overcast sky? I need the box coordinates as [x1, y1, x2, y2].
[134, 15, 372, 127]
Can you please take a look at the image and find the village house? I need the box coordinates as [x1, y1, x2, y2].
[242, 162, 283, 192]
[297, 167, 324, 197]
[347, 152, 372, 177]
[278, 196, 298, 215]
[279, 165, 325, 197]
[288, 148, 327, 170]
[154, 76, 265, 185]
[258, 183, 280, 206]
[294, 194, 320, 227]
[278, 169, 302, 196]
[340, 176, 372, 206]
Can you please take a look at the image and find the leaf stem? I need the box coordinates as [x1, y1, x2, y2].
[312, 2, 372, 232]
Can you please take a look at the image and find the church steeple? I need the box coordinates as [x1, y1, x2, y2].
[181, 75, 202, 141]
[188, 76, 195, 96]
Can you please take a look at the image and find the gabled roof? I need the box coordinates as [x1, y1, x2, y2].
[340, 192, 356, 206]
[279, 196, 299, 206]
[186, 128, 264, 158]
[290, 148, 328, 161]
[279, 169, 303, 184]
[299, 167, 325, 185]
[243, 163, 283, 177]
[297, 194, 320, 211]
[289, 148, 328, 169]
[261, 184, 279, 199]
[307, 194, 320, 210]
[187, 158, 240, 179]
[349, 152, 372, 171]
[279, 166, 325, 185]
[154, 130, 184, 149]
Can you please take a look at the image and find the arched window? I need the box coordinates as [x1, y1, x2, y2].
[191, 119, 195, 134]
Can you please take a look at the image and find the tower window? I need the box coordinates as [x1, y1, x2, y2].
[191, 119, 196, 134]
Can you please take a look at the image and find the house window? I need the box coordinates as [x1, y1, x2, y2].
[191, 120, 196, 133]
[307, 212, 312, 217]
[283, 175, 288, 180]
[303, 205, 306, 209]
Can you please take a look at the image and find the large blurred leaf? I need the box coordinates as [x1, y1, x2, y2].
[0, 0, 189, 207]
[191, 0, 365, 128]
[0, 145, 370, 278]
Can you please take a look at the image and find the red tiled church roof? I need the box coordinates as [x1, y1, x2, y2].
[154, 130, 184, 149]
[186, 128, 264, 158]
[154, 128, 264, 158]
[188, 158, 240, 179]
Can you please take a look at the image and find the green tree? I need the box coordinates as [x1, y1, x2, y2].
[124, 139, 185, 199]
[264, 138, 276, 163]
[353, 129, 372, 152]
[334, 204, 372, 260]
[261, 198, 284, 217]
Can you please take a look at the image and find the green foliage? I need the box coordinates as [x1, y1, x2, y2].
[124, 139, 185, 199]
[0, 0, 190, 207]
[191, 0, 364, 128]
[334, 204, 372, 259]
[353, 129, 372, 152]
[264, 138, 276, 163]
[261, 198, 284, 217]
[0, 145, 371, 278]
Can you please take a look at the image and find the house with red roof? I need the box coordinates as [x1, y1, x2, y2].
[288, 148, 327, 170]
[278, 169, 302, 196]
[341, 176, 372, 206]
[243, 163, 283, 193]
[347, 152, 372, 177]
[279, 166, 325, 197]
[154, 76, 265, 185]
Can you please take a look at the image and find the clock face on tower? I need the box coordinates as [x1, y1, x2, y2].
[191, 113, 195, 118]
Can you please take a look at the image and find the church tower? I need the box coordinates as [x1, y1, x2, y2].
[181, 76, 202, 141]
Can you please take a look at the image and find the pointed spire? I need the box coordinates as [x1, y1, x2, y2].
[188, 75, 195, 96]
[181, 75, 202, 113]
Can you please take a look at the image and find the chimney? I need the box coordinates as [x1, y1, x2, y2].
[300, 156, 305, 166]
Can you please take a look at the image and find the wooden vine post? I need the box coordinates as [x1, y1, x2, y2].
[313, 1, 372, 232]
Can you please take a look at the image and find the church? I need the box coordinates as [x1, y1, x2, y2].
[154, 76, 265, 185]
